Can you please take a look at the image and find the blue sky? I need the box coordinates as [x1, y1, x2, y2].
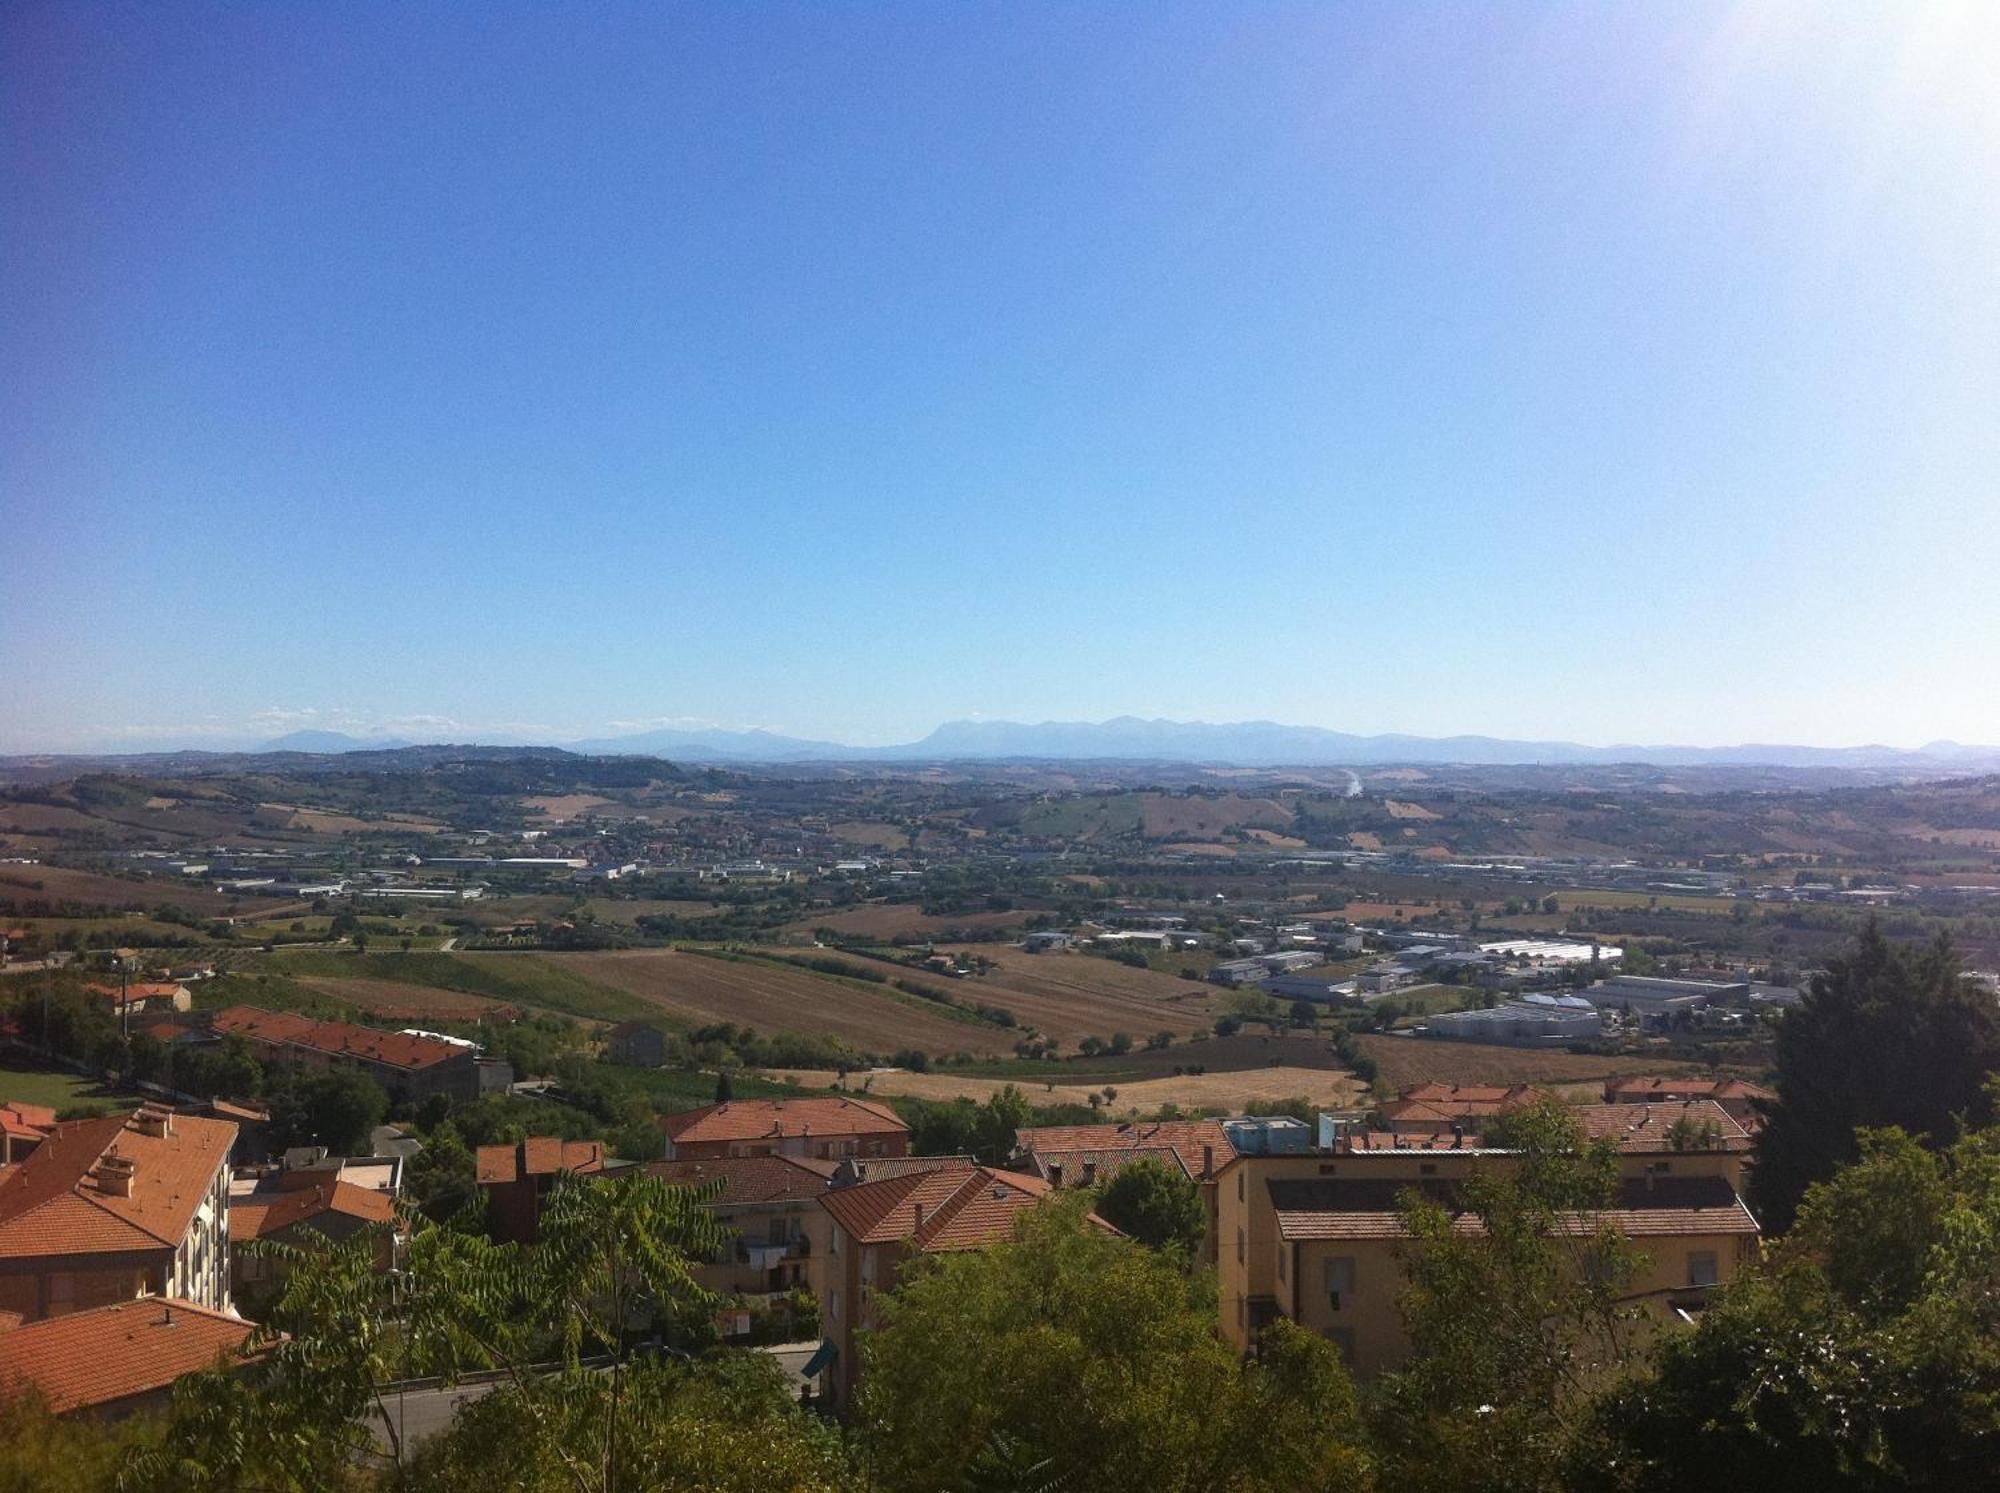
[4, 2, 1997, 752]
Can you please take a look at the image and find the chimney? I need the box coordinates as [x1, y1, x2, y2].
[98, 1153, 137, 1198]
[133, 1105, 173, 1139]
[911, 1201, 924, 1232]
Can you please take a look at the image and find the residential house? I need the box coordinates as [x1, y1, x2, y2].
[646, 1153, 836, 1298]
[605, 1020, 668, 1068]
[1020, 931, 1073, 953]
[228, 1173, 398, 1313]
[659, 1097, 909, 1163]
[1215, 1115, 1758, 1376]
[0, 1297, 257, 1417]
[814, 1161, 1098, 1412]
[1602, 1077, 1775, 1131]
[475, 1137, 607, 1244]
[0, 1106, 236, 1322]
[1376, 1084, 1544, 1136]
[210, 1005, 480, 1105]
[1015, 1119, 1236, 1265]
[85, 981, 192, 1015]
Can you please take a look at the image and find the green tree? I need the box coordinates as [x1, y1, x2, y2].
[1577, 1122, 2000, 1491]
[1370, 1099, 1641, 1493]
[858, 1194, 1371, 1493]
[1092, 1157, 1207, 1258]
[123, 1172, 744, 1493]
[1752, 922, 2000, 1232]
[268, 1067, 389, 1155]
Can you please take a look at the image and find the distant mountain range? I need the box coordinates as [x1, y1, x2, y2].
[245, 716, 2000, 773]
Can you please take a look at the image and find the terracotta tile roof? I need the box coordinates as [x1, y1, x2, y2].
[1268, 1173, 1759, 1242]
[1015, 1119, 1235, 1180]
[0, 1110, 235, 1259]
[474, 1137, 606, 1186]
[818, 1163, 1089, 1251]
[83, 982, 187, 1008]
[0, 1102, 56, 1138]
[209, 1006, 319, 1044]
[836, 1155, 973, 1182]
[661, 1096, 908, 1145]
[1344, 1130, 1491, 1151]
[230, 1176, 395, 1240]
[210, 1006, 469, 1072]
[1380, 1085, 1544, 1127]
[645, 1153, 837, 1204]
[1024, 1145, 1192, 1183]
[0, 1298, 257, 1413]
[1570, 1101, 1753, 1153]
[1399, 1083, 1536, 1105]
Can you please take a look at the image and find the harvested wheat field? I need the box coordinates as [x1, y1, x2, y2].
[934, 946, 1227, 1047]
[298, 978, 517, 1024]
[764, 1063, 1365, 1116]
[546, 950, 1017, 1057]
[1355, 1034, 1711, 1091]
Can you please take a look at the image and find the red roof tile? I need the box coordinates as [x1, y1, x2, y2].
[0, 1298, 257, 1413]
[1570, 1101, 1752, 1153]
[1015, 1119, 1235, 1181]
[645, 1153, 837, 1204]
[474, 1137, 605, 1186]
[661, 1097, 908, 1145]
[818, 1163, 1085, 1251]
[1268, 1173, 1760, 1241]
[230, 1176, 395, 1240]
[210, 1006, 468, 1072]
[0, 1111, 234, 1259]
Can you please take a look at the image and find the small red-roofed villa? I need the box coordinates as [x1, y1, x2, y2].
[659, 1096, 909, 1163]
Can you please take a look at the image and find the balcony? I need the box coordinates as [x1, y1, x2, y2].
[739, 1241, 792, 1271]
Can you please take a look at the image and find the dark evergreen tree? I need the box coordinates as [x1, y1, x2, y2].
[1751, 921, 2000, 1232]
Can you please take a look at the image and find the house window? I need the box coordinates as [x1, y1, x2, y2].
[830, 1227, 842, 1257]
[1237, 1171, 1245, 1202]
[48, 1272, 73, 1306]
[1236, 1296, 1246, 1330]
[1236, 1227, 1246, 1265]
[828, 1290, 841, 1323]
[1419, 1163, 1437, 1176]
[1328, 1327, 1357, 1364]
[1323, 1255, 1356, 1312]
[1688, 1251, 1719, 1288]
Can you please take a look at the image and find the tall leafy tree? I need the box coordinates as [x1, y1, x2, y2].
[1092, 1157, 1208, 1258]
[858, 1193, 1371, 1493]
[1577, 1120, 2000, 1491]
[1370, 1100, 1641, 1493]
[1752, 922, 2000, 1232]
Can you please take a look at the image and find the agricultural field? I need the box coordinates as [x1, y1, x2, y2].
[1354, 1033, 1728, 1091]
[781, 904, 1032, 941]
[0, 864, 285, 916]
[255, 949, 650, 1024]
[546, 949, 1019, 1057]
[764, 1062, 1365, 1116]
[934, 946, 1228, 1047]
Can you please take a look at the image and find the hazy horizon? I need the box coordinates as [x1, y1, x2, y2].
[7, 3, 1999, 754]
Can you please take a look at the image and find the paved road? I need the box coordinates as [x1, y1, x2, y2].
[364, 1343, 825, 1452]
